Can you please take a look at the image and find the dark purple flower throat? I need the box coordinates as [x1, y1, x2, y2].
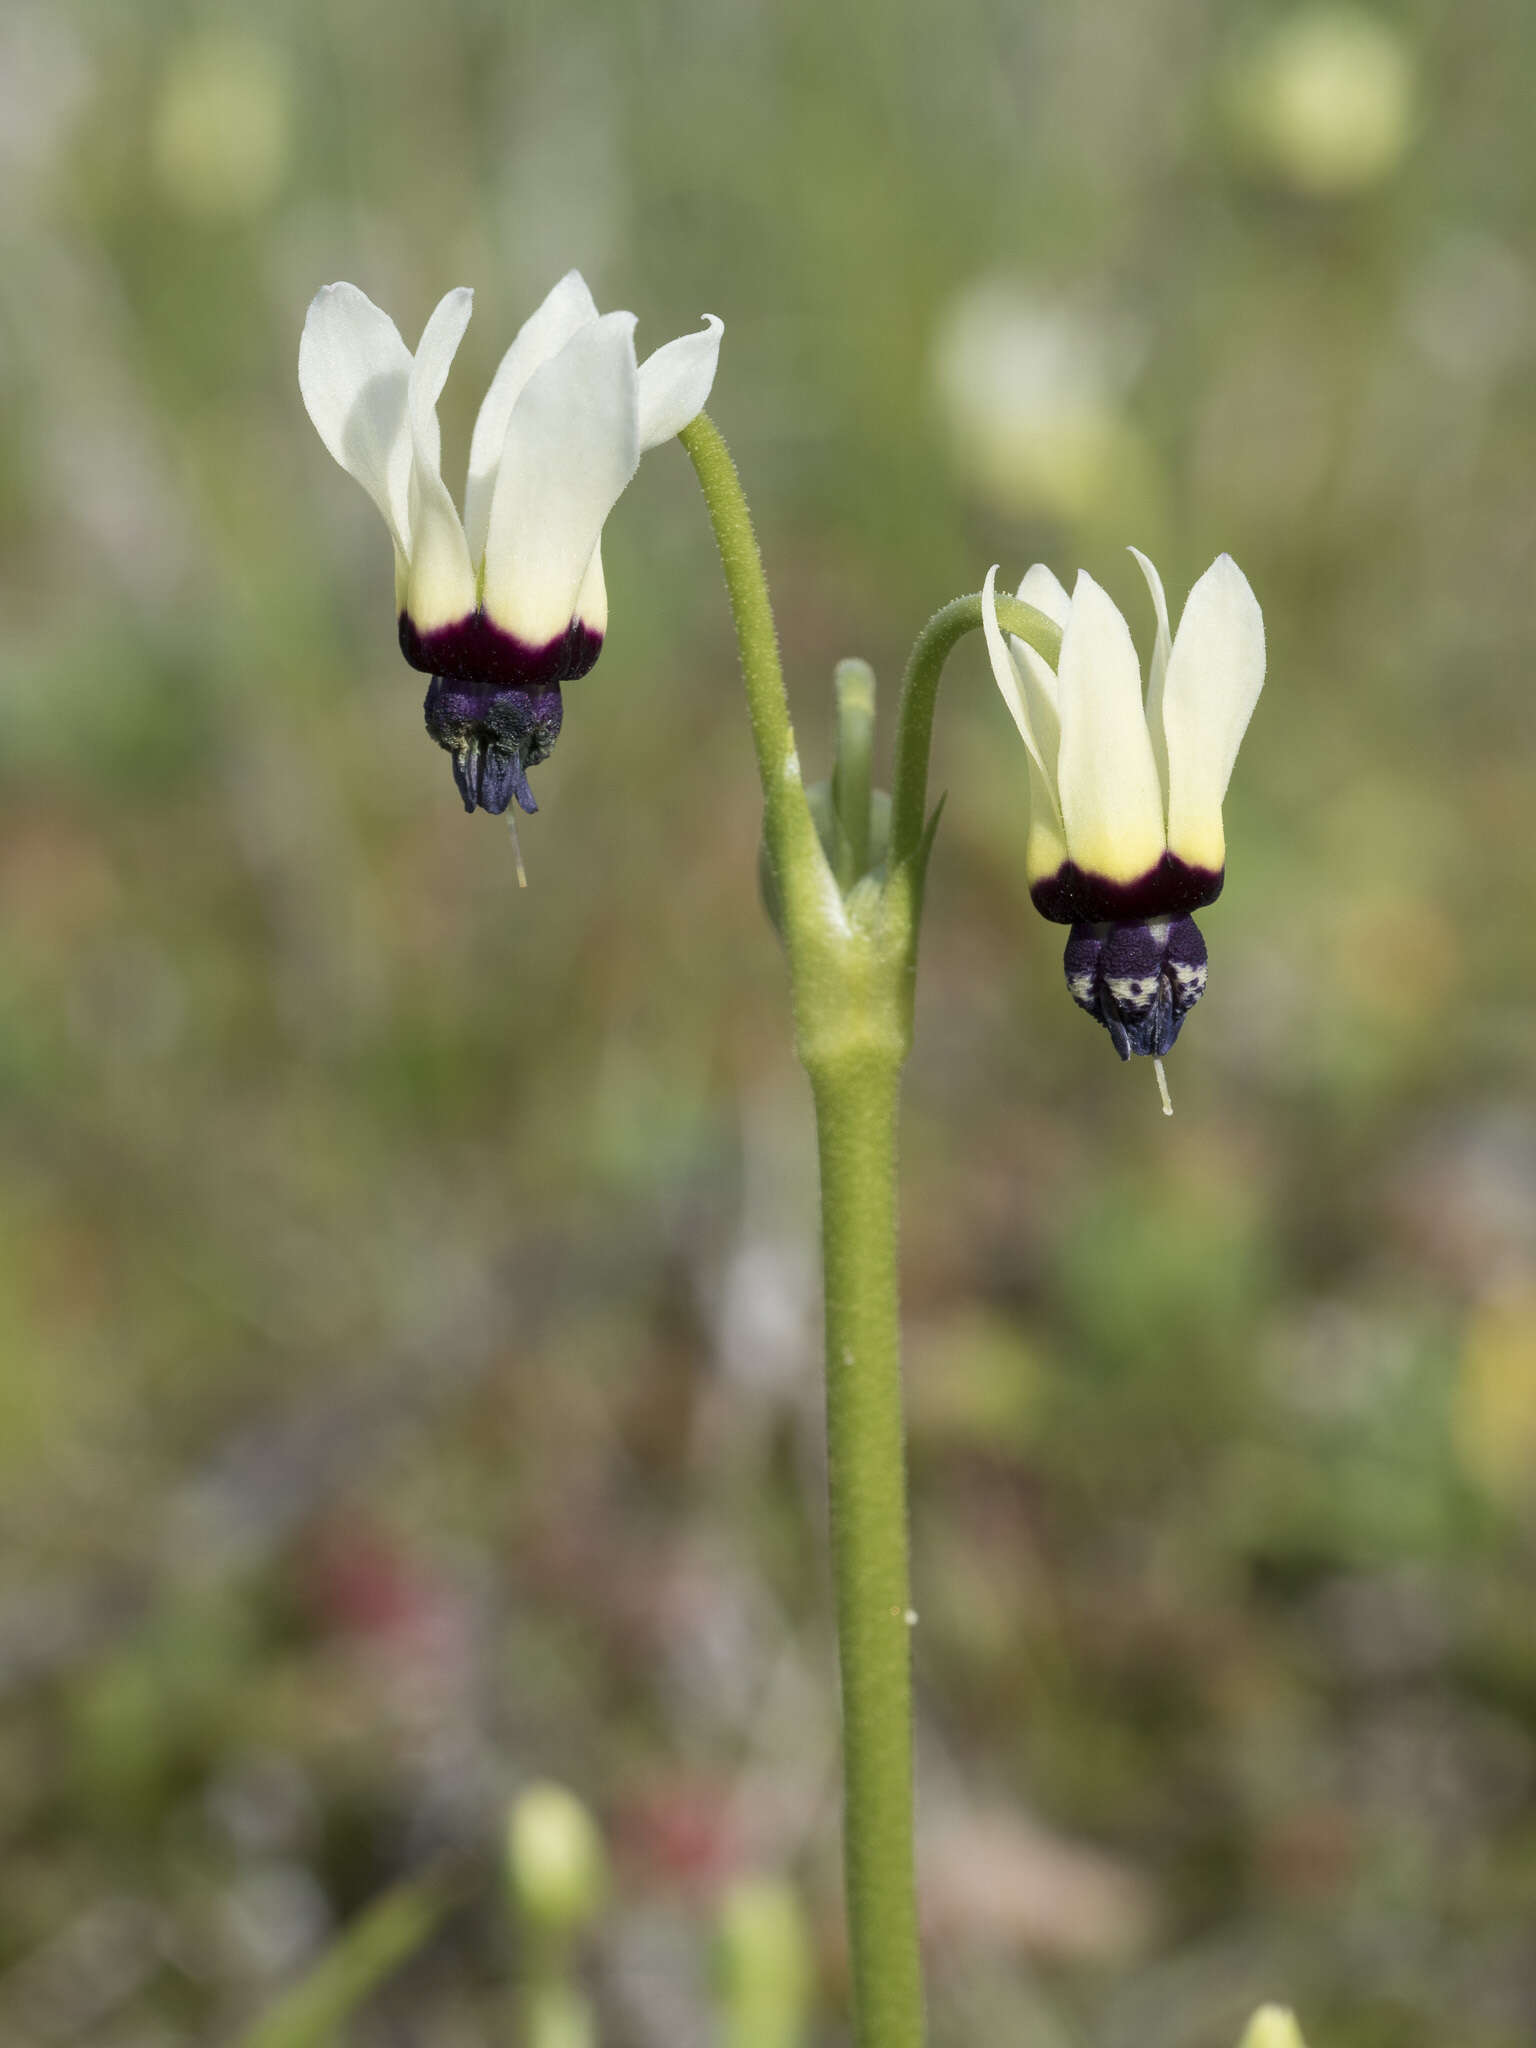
[401, 611, 603, 816]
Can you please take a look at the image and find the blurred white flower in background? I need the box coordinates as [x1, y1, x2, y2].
[0, 5, 89, 203]
[150, 30, 293, 220]
[1404, 232, 1536, 385]
[931, 278, 1154, 526]
[1224, 6, 1416, 199]
[495, 29, 626, 288]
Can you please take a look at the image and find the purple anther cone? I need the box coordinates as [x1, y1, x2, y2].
[1061, 914, 1209, 1061]
[423, 676, 564, 816]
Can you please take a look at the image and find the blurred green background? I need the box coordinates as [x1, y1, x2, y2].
[2, 0, 1535, 2041]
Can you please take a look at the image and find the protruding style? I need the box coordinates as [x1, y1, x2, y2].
[983, 551, 1264, 1061]
[299, 273, 722, 813]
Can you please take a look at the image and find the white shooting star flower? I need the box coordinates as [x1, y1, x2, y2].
[982, 551, 1265, 1063]
[299, 270, 721, 815]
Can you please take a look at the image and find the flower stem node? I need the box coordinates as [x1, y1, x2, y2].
[1064, 914, 1208, 1060]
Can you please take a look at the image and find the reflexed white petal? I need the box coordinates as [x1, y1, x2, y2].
[1017, 562, 1071, 626]
[404, 289, 476, 630]
[982, 568, 1067, 885]
[1010, 563, 1068, 724]
[572, 542, 607, 639]
[410, 288, 472, 475]
[637, 316, 723, 452]
[1055, 570, 1167, 881]
[1128, 546, 1173, 808]
[298, 282, 414, 553]
[983, 569, 1060, 799]
[482, 312, 640, 648]
[981, 568, 1035, 755]
[1161, 554, 1266, 872]
[462, 270, 601, 569]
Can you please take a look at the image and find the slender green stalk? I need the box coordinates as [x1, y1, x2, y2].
[889, 591, 1061, 869]
[810, 1052, 921, 2048]
[681, 417, 1062, 2048]
[681, 414, 924, 2047]
[678, 417, 830, 954]
[677, 415, 790, 781]
[236, 1868, 460, 2048]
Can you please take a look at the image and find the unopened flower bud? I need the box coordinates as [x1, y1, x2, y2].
[1236, 2005, 1309, 2048]
[506, 1783, 606, 1936]
[715, 1877, 813, 2048]
[1225, 7, 1416, 199]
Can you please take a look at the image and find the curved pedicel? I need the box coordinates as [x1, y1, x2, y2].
[1029, 852, 1224, 926]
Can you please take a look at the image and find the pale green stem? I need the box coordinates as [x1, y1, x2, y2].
[236, 1869, 459, 2048]
[680, 414, 923, 2048]
[522, 1934, 595, 2048]
[889, 592, 1062, 871]
[810, 1052, 922, 2048]
[676, 415, 828, 956]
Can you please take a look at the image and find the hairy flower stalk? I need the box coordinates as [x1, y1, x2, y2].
[676, 428, 1266, 2036]
[682, 414, 923, 2048]
[681, 418, 1082, 2048]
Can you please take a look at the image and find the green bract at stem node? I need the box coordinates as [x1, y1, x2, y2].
[831, 658, 877, 890]
[757, 663, 892, 943]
